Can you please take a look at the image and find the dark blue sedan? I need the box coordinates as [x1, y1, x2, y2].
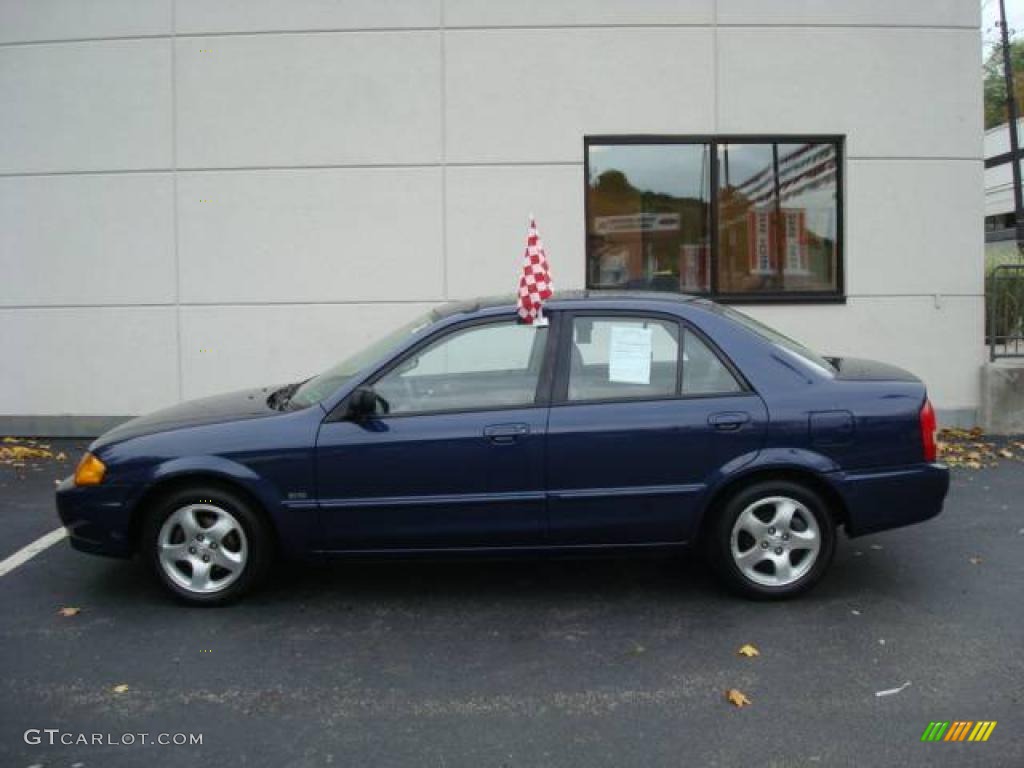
[57, 292, 948, 604]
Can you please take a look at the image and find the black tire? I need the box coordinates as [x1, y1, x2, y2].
[707, 479, 836, 600]
[141, 484, 273, 606]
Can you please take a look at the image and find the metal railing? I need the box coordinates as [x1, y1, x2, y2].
[987, 263, 1024, 361]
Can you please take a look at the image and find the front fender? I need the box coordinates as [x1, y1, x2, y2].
[118, 455, 313, 557]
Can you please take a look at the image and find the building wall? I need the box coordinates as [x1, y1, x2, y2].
[0, 0, 984, 430]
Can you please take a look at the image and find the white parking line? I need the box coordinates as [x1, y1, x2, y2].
[0, 527, 68, 577]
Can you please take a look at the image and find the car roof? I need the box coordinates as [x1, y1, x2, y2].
[436, 290, 699, 318]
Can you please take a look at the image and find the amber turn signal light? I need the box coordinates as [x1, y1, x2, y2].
[74, 452, 106, 486]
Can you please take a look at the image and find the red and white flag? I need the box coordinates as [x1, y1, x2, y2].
[517, 215, 553, 324]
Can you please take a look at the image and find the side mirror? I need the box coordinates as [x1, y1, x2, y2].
[348, 386, 379, 419]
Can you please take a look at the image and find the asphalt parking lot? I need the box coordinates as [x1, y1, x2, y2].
[1, 439, 1022, 768]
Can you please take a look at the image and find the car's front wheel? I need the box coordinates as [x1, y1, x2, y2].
[143, 485, 272, 605]
[709, 480, 836, 599]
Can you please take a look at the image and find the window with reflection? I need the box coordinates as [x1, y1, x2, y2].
[587, 144, 711, 293]
[586, 138, 842, 301]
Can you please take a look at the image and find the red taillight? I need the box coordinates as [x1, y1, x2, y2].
[920, 398, 937, 462]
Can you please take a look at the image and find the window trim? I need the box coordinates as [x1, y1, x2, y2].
[551, 309, 756, 408]
[584, 134, 845, 305]
[331, 313, 558, 421]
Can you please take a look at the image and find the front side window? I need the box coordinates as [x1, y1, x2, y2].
[375, 321, 548, 415]
[586, 137, 842, 301]
[567, 316, 680, 402]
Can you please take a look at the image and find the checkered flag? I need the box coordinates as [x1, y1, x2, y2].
[517, 215, 553, 324]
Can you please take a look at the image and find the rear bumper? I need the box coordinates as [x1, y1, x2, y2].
[829, 463, 950, 537]
[55, 476, 135, 558]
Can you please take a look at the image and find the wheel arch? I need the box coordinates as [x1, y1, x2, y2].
[128, 472, 282, 555]
[696, 465, 849, 546]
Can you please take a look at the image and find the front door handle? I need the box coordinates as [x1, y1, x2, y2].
[708, 411, 750, 431]
[484, 423, 530, 444]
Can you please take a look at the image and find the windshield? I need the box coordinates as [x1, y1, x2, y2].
[715, 304, 836, 375]
[289, 309, 439, 408]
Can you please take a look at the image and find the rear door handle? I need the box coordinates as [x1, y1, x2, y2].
[484, 423, 530, 444]
[708, 411, 750, 431]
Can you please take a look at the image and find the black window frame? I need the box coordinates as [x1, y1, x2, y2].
[584, 134, 845, 305]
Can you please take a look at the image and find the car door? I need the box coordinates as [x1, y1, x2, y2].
[545, 311, 767, 545]
[315, 316, 553, 551]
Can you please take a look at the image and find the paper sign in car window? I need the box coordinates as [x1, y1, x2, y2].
[608, 326, 653, 384]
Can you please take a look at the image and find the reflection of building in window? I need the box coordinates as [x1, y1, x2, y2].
[680, 244, 709, 291]
[586, 138, 840, 299]
[586, 144, 711, 294]
[744, 208, 808, 276]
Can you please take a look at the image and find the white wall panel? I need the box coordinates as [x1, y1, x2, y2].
[718, 28, 982, 159]
[176, 0, 439, 34]
[445, 28, 715, 163]
[175, 32, 442, 169]
[178, 168, 443, 303]
[0, 174, 175, 306]
[743, 295, 984, 411]
[0, 39, 172, 174]
[717, 0, 978, 28]
[445, 0, 714, 27]
[180, 302, 436, 400]
[845, 159, 983, 296]
[0, 0, 172, 44]
[445, 165, 584, 299]
[0, 307, 178, 414]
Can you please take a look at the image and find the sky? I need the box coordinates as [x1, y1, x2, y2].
[982, 0, 1024, 60]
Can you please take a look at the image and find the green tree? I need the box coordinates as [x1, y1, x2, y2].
[984, 38, 1024, 129]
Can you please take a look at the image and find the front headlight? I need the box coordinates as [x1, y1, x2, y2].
[74, 452, 106, 486]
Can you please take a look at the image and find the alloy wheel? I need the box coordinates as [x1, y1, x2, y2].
[157, 503, 248, 595]
[729, 495, 821, 587]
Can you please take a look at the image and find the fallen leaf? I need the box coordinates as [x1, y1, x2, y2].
[869, 544, 884, 551]
[737, 643, 760, 657]
[55, 452, 67, 461]
[58, 607, 80, 617]
[851, 609, 862, 616]
[874, 681, 911, 698]
[999, 449, 1014, 459]
[111, 684, 129, 694]
[725, 688, 751, 707]
[969, 556, 983, 565]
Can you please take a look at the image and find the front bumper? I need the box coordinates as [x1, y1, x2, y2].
[55, 476, 135, 558]
[830, 462, 950, 537]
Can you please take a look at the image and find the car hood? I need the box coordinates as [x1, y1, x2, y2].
[92, 386, 280, 449]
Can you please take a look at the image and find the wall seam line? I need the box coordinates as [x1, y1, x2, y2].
[171, 0, 183, 403]
[0, 294, 988, 311]
[0, 22, 981, 48]
[440, 0, 448, 300]
[0, 157, 984, 179]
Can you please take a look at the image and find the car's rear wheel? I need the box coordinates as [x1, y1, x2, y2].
[143, 485, 272, 605]
[709, 480, 836, 599]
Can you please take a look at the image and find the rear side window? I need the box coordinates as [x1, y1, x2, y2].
[567, 316, 679, 402]
[682, 329, 742, 395]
